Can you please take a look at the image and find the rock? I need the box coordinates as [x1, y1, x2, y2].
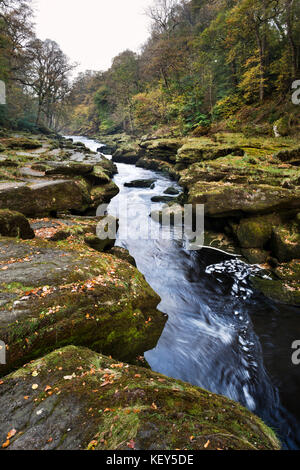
[90, 182, 119, 208]
[274, 147, 300, 166]
[84, 234, 115, 252]
[97, 158, 118, 177]
[241, 248, 269, 264]
[45, 162, 94, 176]
[237, 218, 273, 249]
[0, 210, 34, 240]
[176, 142, 244, 167]
[151, 195, 177, 203]
[0, 180, 92, 217]
[163, 187, 180, 195]
[85, 166, 111, 185]
[151, 204, 184, 226]
[0, 237, 165, 375]
[124, 179, 157, 188]
[0, 137, 42, 150]
[109, 246, 136, 267]
[0, 345, 280, 450]
[251, 277, 300, 305]
[112, 143, 143, 164]
[270, 225, 300, 262]
[139, 139, 182, 162]
[187, 182, 300, 217]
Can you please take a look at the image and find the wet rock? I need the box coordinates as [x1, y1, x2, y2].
[0, 210, 34, 240]
[0, 345, 280, 450]
[90, 182, 120, 208]
[124, 179, 157, 188]
[109, 246, 136, 267]
[241, 248, 269, 265]
[0, 237, 165, 375]
[151, 195, 177, 203]
[163, 187, 179, 195]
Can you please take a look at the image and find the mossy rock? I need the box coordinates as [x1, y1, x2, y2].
[164, 187, 180, 195]
[251, 276, 300, 305]
[274, 117, 290, 137]
[0, 237, 165, 375]
[0, 137, 42, 150]
[0, 180, 92, 217]
[45, 163, 94, 177]
[90, 182, 119, 207]
[271, 225, 300, 262]
[241, 248, 269, 264]
[237, 218, 272, 249]
[124, 179, 157, 188]
[0, 346, 280, 450]
[109, 246, 136, 267]
[0, 210, 35, 240]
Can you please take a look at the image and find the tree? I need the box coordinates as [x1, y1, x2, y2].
[18, 38, 75, 126]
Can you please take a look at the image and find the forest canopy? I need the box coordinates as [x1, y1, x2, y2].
[0, 0, 300, 136]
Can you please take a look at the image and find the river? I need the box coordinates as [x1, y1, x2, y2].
[67, 135, 300, 450]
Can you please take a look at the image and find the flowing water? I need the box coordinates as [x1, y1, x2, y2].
[68, 135, 300, 449]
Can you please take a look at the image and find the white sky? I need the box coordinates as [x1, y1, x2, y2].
[34, 0, 153, 74]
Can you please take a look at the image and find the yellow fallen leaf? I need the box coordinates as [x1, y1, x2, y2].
[7, 429, 17, 439]
[204, 439, 210, 448]
[32, 384, 38, 390]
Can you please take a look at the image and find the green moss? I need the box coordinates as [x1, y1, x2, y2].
[0, 346, 281, 450]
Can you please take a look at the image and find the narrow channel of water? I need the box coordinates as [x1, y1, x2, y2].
[68, 135, 300, 449]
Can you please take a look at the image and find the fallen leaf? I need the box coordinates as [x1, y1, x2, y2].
[2, 440, 10, 448]
[7, 429, 17, 439]
[204, 439, 210, 449]
[32, 384, 38, 390]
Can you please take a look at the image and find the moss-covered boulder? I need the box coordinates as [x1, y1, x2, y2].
[0, 346, 280, 450]
[45, 162, 94, 177]
[237, 218, 273, 249]
[0, 210, 34, 240]
[139, 139, 182, 162]
[0, 137, 42, 150]
[0, 180, 92, 217]
[0, 237, 165, 375]
[112, 143, 144, 164]
[187, 182, 300, 218]
[271, 225, 300, 262]
[91, 182, 120, 208]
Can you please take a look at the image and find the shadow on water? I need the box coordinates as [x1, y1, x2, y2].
[70, 135, 300, 450]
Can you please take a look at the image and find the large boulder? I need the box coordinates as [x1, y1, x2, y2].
[0, 237, 165, 376]
[0, 180, 92, 217]
[139, 139, 182, 162]
[271, 225, 300, 262]
[0, 210, 34, 240]
[0, 346, 280, 450]
[112, 143, 144, 164]
[237, 217, 273, 249]
[187, 182, 300, 218]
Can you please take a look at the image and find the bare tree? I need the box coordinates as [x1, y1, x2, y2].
[145, 0, 181, 36]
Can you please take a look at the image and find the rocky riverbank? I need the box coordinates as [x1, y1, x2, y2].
[103, 131, 300, 305]
[0, 131, 282, 450]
